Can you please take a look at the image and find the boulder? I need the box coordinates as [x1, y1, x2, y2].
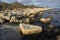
[3, 16, 10, 20]
[0, 13, 10, 20]
[19, 20, 22, 23]
[10, 16, 18, 23]
[0, 13, 4, 17]
[10, 16, 15, 22]
[24, 18, 30, 24]
[19, 23, 42, 35]
[48, 25, 54, 29]
[40, 18, 52, 23]
[19, 18, 30, 24]
[0, 18, 5, 24]
[56, 35, 60, 40]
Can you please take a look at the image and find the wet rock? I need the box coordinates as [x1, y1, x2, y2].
[10, 16, 15, 22]
[30, 17, 35, 22]
[0, 8, 53, 24]
[48, 25, 54, 29]
[3, 16, 10, 20]
[20, 23, 42, 35]
[10, 19, 18, 23]
[0, 13, 4, 17]
[0, 18, 5, 24]
[10, 16, 18, 23]
[46, 25, 54, 31]
[54, 29, 60, 35]
[19, 20, 23, 23]
[24, 18, 30, 24]
[26, 10, 36, 16]
[40, 17, 52, 24]
[56, 35, 60, 40]
[19, 18, 30, 24]
[0, 13, 10, 20]
[28, 14, 35, 18]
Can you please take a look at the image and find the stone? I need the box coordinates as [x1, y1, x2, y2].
[10, 16, 15, 22]
[40, 18, 52, 23]
[56, 35, 60, 40]
[19, 20, 23, 23]
[3, 16, 10, 20]
[28, 14, 35, 18]
[20, 23, 42, 35]
[48, 25, 54, 29]
[24, 18, 30, 24]
[0, 18, 5, 24]
[0, 13, 4, 17]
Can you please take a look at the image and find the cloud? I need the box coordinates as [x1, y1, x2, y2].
[32, 0, 37, 2]
[1, 0, 60, 8]
[1, 0, 14, 3]
[17, 0, 27, 2]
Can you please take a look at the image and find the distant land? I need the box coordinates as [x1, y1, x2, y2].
[0, 2, 44, 10]
[0, 0, 60, 8]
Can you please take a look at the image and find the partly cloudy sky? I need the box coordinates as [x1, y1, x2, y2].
[0, 0, 60, 8]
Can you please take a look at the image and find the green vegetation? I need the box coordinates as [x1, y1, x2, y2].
[0, 2, 43, 10]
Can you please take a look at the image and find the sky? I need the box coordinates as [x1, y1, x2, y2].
[0, 0, 60, 8]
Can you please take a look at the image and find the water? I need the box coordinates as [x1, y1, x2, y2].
[31, 9, 60, 27]
[42, 9, 60, 27]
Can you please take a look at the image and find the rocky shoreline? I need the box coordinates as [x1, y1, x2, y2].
[0, 8, 60, 40]
[0, 8, 52, 24]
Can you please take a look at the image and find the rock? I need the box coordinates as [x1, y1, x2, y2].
[15, 19, 19, 23]
[0, 18, 5, 24]
[10, 19, 18, 23]
[56, 35, 60, 40]
[19, 20, 23, 23]
[10, 16, 15, 22]
[40, 17, 52, 23]
[28, 14, 35, 18]
[3, 13, 8, 16]
[46, 25, 54, 31]
[48, 25, 54, 29]
[0, 13, 10, 20]
[54, 29, 60, 35]
[10, 16, 18, 23]
[19, 23, 42, 35]
[0, 13, 4, 17]
[20, 18, 30, 24]
[24, 18, 30, 24]
[3, 16, 10, 20]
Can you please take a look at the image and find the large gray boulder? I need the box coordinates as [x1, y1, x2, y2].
[20, 23, 42, 35]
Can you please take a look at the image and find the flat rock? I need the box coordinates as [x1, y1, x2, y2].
[40, 18, 51, 23]
[56, 35, 60, 40]
[0, 18, 5, 24]
[3, 16, 10, 20]
[20, 23, 42, 35]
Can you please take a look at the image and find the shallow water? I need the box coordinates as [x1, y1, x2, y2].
[31, 9, 60, 27]
[42, 12, 60, 27]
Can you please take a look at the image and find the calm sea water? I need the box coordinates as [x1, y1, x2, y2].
[42, 10, 60, 27]
[31, 9, 60, 27]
